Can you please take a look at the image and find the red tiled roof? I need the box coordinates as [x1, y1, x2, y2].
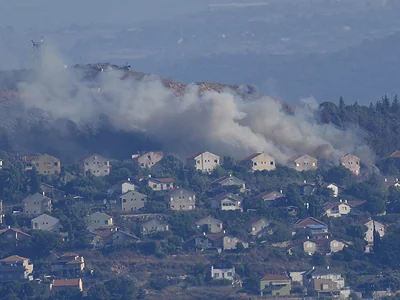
[241, 152, 262, 161]
[294, 217, 327, 229]
[151, 178, 174, 184]
[186, 151, 205, 159]
[261, 274, 289, 281]
[391, 150, 400, 158]
[23, 155, 37, 162]
[90, 230, 114, 238]
[323, 202, 341, 211]
[347, 200, 366, 208]
[52, 279, 81, 287]
[60, 252, 78, 257]
[0, 228, 31, 237]
[1, 255, 28, 262]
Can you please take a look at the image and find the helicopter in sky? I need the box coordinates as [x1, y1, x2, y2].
[31, 36, 44, 50]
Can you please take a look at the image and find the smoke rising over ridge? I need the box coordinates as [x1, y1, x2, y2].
[14, 45, 374, 165]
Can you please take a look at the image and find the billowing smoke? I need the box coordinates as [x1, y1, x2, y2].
[15, 43, 374, 165]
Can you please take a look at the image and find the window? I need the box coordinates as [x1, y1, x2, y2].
[189, 197, 192, 201]
[104, 220, 108, 224]
[196, 160, 200, 164]
[214, 160, 218, 163]
[214, 273, 220, 278]
[227, 238, 231, 243]
[270, 161, 274, 165]
[253, 162, 257, 166]
[227, 272, 232, 277]
[153, 184, 157, 188]
[123, 199, 127, 203]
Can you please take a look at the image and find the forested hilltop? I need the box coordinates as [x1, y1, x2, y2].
[2, 94, 400, 299]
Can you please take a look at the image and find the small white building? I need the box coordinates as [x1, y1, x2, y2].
[211, 265, 235, 281]
[87, 212, 113, 231]
[31, 214, 61, 231]
[360, 219, 385, 253]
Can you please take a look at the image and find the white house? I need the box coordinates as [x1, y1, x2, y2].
[148, 178, 174, 191]
[31, 214, 61, 231]
[87, 212, 113, 231]
[186, 151, 220, 172]
[360, 219, 385, 253]
[211, 265, 235, 281]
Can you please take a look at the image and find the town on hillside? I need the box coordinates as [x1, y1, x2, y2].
[0, 147, 399, 299]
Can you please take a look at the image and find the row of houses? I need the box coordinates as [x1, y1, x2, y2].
[17, 151, 362, 177]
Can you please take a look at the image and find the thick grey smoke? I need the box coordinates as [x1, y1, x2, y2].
[16, 44, 374, 165]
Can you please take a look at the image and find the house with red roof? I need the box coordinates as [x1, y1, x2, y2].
[0, 255, 33, 282]
[132, 151, 164, 169]
[211, 174, 246, 193]
[51, 252, 85, 278]
[186, 151, 220, 172]
[241, 152, 276, 172]
[0, 227, 31, 248]
[51, 278, 83, 293]
[184, 232, 248, 252]
[292, 154, 318, 171]
[323, 200, 366, 217]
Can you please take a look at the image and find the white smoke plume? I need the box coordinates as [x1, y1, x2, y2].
[16, 44, 374, 165]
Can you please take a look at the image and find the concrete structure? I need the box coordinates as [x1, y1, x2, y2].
[293, 154, 318, 171]
[241, 152, 276, 171]
[117, 190, 147, 213]
[165, 188, 196, 211]
[87, 212, 113, 231]
[31, 214, 61, 231]
[247, 218, 271, 236]
[340, 154, 361, 176]
[211, 265, 235, 281]
[326, 183, 341, 197]
[141, 219, 169, 235]
[360, 219, 385, 253]
[211, 193, 243, 211]
[22, 193, 52, 216]
[211, 174, 246, 192]
[195, 216, 223, 233]
[51, 278, 83, 293]
[51, 253, 85, 277]
[186, 151, 220, 172]
[0, 255, 33, 282]
[23, 154, 61, 175]
[323, 200, 365, 217]
[81, 154, 111, 177]
[132, 151, 164, 169]
[148, 177, 174, 191]
[305, 268, 345, 297]
[260, 274, 291, 296]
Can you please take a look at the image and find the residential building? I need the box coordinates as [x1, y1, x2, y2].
[87, 212, 113, 231]
[40, 183, 66, 201]
[340, 154, 361, 176]
[51, 278, 83, 293]
[23, 154, 61, 175]
[186, 233, 248, 252]
[254, 191, 285, 205]
[195, 216, 223, 233]
[305, 267, 345, 298]
[81, 154, 111, 177]
[303, 237, 346, 255]
[211, 174, 246, 193]
[0, 227, 31, 248]
[292, 154, 318, 171]
[165, 188, 196, 211]
[241, 152, 276, 172]
[117, 190, 147, 213]
[289, 271, 306, 286]
[247, 218, 271, 236]
[210, 265, 235, 281]
[22, 193, 52, 216]
[293, 217, 328, 234]
[31, 214, 61, 231]
[51, 253, 85, 277]
[148, 177, 174, 191]
[141, 218, 169, 235]
[87, 228, 138, 248]
[0, 159, 2, 169]
[260, 274, 291, 297]
[186, 151, 220, 172]
[211, 193, 243, 212]
[306, 224, 329, 237]
[132, 151, 164, 169]
[107, 180, 137, 197]
[323, 200, 365, 217]
[0, 255, 33, 282]
[360, 219, 385, 253]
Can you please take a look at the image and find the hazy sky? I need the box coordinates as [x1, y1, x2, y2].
[0, 0, 208, 29]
